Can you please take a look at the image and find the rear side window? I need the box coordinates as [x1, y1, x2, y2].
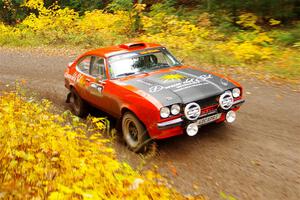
[90, 56, 107, 79]
[77, 56, 92, 74]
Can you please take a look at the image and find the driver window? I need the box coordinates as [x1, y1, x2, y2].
[77, 56, 91, 74]
[90, 56, 107, 79]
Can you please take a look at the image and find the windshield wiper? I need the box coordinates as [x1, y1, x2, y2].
[116, 72, 137, 77]
[150, 63, 170, 70]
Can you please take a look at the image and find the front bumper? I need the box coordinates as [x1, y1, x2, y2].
[154, 99, 245, 139]
[157, 118, 184, 129]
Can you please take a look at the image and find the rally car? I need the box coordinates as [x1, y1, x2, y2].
[64, 42, 245, 152]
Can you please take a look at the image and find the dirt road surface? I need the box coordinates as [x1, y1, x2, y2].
[1, 48, 300, 200]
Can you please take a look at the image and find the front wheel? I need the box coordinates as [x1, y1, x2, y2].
[122, 112, 150, 153]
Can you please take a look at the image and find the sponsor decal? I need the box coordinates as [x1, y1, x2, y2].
[149, 85, 164, 93]
[220, 78, 229, 86]
[77, 76, 86, 87]
[149, 76, 212, 93]
[160, 73, 186, 82]
[65, 72, 82, 82]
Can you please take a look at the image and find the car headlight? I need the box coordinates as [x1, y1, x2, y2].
[171, 104, 180, 115]
[160, 107, 170, 118]
[232, 88, 241, 98]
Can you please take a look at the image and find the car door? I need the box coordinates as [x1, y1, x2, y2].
[75, 55, 93, 99]
[85, 56, 107, 109]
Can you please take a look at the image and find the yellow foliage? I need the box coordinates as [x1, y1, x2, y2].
[218, 13, 275, 62]
[78, 10, 131, 36]
[0, 89, 190, 199]
[134, 3, 146, 13]
[217, 40, 273, 61]
[236, 13, 261, 31]
[22, 0, 45, 10]
[269, 18, 281, 26]
[140, 13, 222, 56]
[0, 22, 21, 39]
[253, 32, 273, 44]
[21, 3, 79, 38]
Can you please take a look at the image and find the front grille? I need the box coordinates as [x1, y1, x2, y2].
[200, 104, 219, 117]
[183, 95, 220, 121]
[196, 95, 219, 108]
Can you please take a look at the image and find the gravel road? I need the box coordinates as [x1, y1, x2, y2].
[1, 48, 300, 200]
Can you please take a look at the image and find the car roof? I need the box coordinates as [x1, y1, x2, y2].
[84, 42, 162, 58]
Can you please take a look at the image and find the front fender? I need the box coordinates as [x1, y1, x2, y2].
[120, 101, 159, 131]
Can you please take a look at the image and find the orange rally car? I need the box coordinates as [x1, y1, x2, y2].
[64, 42, 245, 152]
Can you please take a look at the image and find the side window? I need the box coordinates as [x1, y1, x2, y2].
[77, 56, 92, 74]
[90, 56, 107, 79]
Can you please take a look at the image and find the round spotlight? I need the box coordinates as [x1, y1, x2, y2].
[186, 123, 199, 136]
[226, 110, 236, 123]
[219, 91, 234, 110]
[184, 102, 201, 120]
[232, 88, 241, 98]
[171, 104, 180, 115]
[160, 107, 170, 118]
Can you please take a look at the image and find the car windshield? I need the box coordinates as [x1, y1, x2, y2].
[108, 48, 181, 78]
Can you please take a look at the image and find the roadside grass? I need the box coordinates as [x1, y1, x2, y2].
[0, 86, 206, 199]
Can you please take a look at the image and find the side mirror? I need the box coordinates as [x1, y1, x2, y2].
[95, 75, 103, 83]
[68, 61, 74, 68]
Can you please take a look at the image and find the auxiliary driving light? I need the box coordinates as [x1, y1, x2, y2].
[226, 110, 236, 123]
[186, 123, 199, 136]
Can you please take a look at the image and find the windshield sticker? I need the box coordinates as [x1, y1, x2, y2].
[139, 49, 160, 55]
[109, 52, 139, 62]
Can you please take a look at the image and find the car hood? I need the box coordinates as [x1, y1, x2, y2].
[122, 66, 237, 106]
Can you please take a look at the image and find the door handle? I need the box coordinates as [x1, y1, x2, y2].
[98, 80, 106, 85]
[86, 78, 90, 82]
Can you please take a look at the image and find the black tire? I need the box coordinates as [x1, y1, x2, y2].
[122, 112, 151, 153]
[69, 89, 87, 117]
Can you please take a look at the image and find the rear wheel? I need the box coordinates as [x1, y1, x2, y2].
[69, 89, 87, 117]
[122, 112, 150, 153]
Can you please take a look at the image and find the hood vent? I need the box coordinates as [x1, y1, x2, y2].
[119, 42, 146, 49]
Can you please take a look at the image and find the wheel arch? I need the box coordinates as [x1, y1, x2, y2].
[120, 106, 148, 131]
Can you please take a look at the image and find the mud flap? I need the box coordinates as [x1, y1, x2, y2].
[66, 92, 71, 103]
